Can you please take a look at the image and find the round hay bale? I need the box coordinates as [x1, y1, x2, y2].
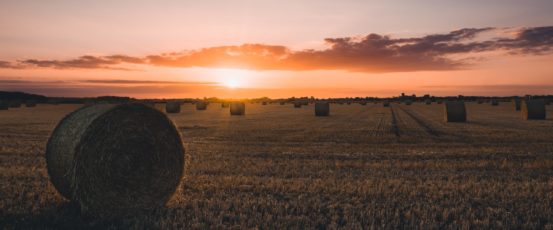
[145, 102, 156, 108]
[230, 102, 245, 115]
[10, 100, 21, 108]
[383, 101, 390, 107]
[0, 101, 9, 110]
[522, 99, 546, 120]
[45, 103, 185, 215]
[165, 101, 181, 113]
[293, 102, 302, 108]
[315, 102, 329, 116]
[25, 100, 37, 107]
[262, 102, 268, 105]
[491, 99, 499, 106]
[444, 101, 466, 122]
[513, 99, 521, 111]
[425, 99, 432, 105]
[359, 101, 367, 105]
[196, 101, 207, 110]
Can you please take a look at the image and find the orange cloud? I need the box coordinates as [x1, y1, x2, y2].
[3, 26, 553, 72]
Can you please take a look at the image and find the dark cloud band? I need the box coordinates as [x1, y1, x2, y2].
[2, 26, 552, 73]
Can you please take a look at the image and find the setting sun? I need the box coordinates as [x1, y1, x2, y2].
[224, 78, 240, 88]
[215, 68, 254, 89]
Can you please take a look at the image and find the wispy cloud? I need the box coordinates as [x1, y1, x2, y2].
[2, 26, 552, 73]
[79, 79, 218, 85]
[0, 78, 219, 97]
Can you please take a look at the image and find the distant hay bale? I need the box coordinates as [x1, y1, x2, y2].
[144, 102, 156, 108]
[165, 101, 181, 113]
[405, 100, 412, 105]
[0, 101, 9, 110]
[491, 99, 499, 106]
[230, 102, 245, 115]
[346, 102, 351, 105]
[513, 99, 521, 111]
[315, 102, 330, 116]
[383, 101, 390, 107]
[425, 99, 431, 105]
[262, 102, 267, 105]
[293, 102, 302, 108]
[84, 100, 96, 106]
[522, 99, 546, 120]
[444, 101, 466, 122]
[10, 100, 21, 108]
[25, 100, 37, 107]
[45, 103, 185, 215]
[477, 99, 484, 104]
[196, 101, 207, 110]
[359, 101, 367, 105]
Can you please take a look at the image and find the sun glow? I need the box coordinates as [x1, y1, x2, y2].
[216, 68, 253, 89]
[224, 78, 240, 88]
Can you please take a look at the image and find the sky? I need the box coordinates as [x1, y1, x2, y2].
[1, 0, 553, 98]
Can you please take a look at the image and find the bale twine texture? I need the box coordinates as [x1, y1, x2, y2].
[522, 99, 546, 120]
[196, 101, 207, 110]
[166, 101, 181, 113]
[315, 102, 330, 116]
[444, 101, 466, 122]
[46, 103, 185, 215]
[230, 102, 245, 115]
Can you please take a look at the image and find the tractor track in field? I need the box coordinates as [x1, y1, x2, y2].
[372, 112, 385, 137]
[396, 105, 440, 137]
[390, 106, 401, 139]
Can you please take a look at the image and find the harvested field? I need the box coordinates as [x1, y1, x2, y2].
[1, 103, 553, 229]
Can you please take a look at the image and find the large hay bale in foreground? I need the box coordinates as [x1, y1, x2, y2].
[513, 99, 521, 111]
[444, 101, 466, 122]
[46, 103, 185, 215]
[315, 102, 329, 116]
[196, 101, 207, 110]
[230, 102, 245, 115]
[165, 101, 181, 113]
[522, 99, 546, 120]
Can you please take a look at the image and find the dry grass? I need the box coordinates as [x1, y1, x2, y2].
[1, 103, 553, 229]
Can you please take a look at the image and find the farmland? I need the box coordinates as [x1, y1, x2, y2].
[1, 102, 553, 229]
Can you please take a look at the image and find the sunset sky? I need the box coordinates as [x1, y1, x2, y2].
[1, 0, 553, 98]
